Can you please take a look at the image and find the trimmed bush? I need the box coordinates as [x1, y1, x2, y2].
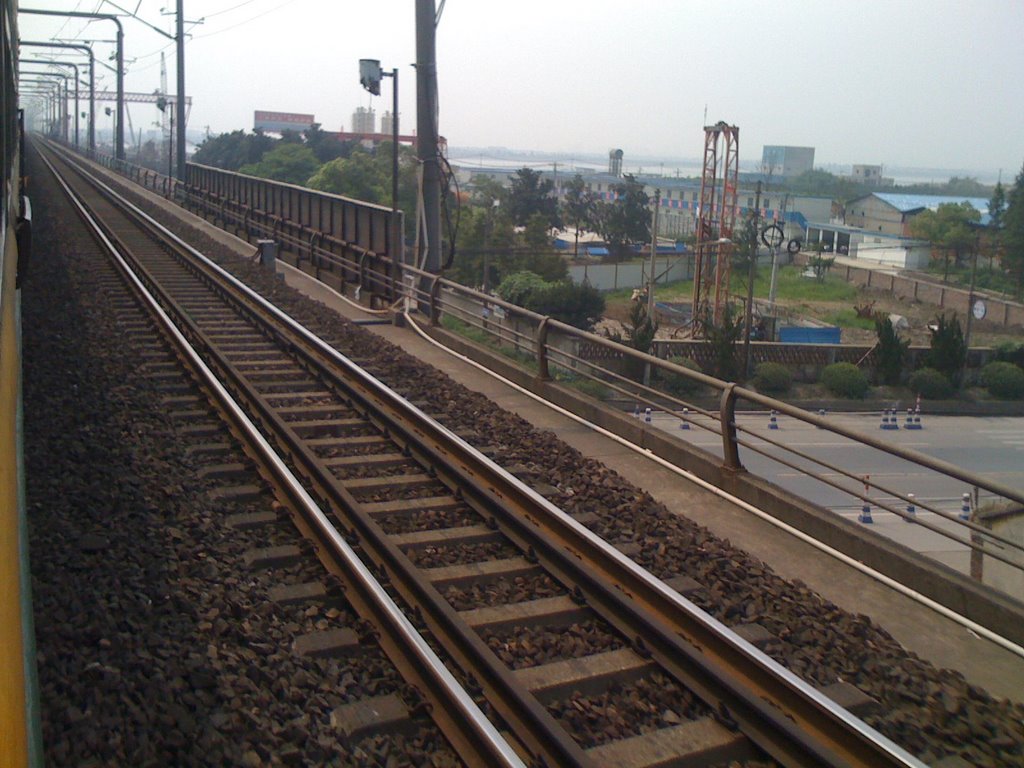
[908, 367, 954, 399]
[980, 361, 1024, 399]
[658, 357, 705, 398]
[820, 362, 869, 398]
[752, 362, 793, 394]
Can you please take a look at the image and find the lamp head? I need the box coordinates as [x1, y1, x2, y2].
[359, 59, 382, 95]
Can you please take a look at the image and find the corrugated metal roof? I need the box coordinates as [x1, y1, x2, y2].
[871, 193, 991, 224]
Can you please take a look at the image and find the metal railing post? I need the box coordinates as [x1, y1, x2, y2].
[719, 383, 742, 471]
[536, 318, 551, 381]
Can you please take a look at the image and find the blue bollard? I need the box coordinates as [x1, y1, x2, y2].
[633, 403, 640, 418]
[680, 407, 690, 430]
[905, 493, 916, 522]
[880, 408, 898, 430]
[644, 407, 652, 423]
[959, 493, 971, 521]
[768, 410, 779, 430]
[858, 501, 874, 524]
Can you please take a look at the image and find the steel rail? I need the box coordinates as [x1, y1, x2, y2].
[38, 142, 529, 768]
[50, 141, 931, 766]
[55, 148, 924, 768]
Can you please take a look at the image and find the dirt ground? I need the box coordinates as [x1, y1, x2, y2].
[603, 283, 1023, 349]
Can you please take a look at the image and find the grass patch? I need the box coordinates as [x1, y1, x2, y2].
[825, 308, 876, 330]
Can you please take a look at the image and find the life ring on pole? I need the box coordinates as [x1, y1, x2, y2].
[787, 239, 802, 254]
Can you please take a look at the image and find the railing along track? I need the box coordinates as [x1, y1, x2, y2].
[42, 142, 924, 768]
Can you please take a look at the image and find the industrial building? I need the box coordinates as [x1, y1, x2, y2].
[761, 145, 815, 177]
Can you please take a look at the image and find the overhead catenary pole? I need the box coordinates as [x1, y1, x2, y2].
[20, 8, 124, 160]
[20, 42, 95, 151]
[175, 0, 186, 181]
[647, 188, 660, 320]
[415, 0, 442, 275]
[22, 60, 80, 146]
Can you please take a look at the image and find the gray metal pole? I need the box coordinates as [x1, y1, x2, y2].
[21, 42, 100, 150]
[175, 0, 186, 181]
[743, 181, 762, 378]
[25, 61, 80, 146]
[20, 9, 124, 159]
[415, 0, 442, 274]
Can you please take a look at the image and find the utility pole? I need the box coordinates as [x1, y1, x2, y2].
[647, 188, 660, 320]
[415, 0, 442, 275]
[742, 181, 762, 379]
[175, 0, 186, 181]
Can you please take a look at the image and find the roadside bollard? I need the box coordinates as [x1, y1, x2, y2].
[633, 403, 640, 418]
[816, 408, 826, 429]
[680, 407, 690, 430]
[859, 475, 874, 523]
[859, 501, 874, 524]
[960, 493, 971, 521]
[880, 408, 899, 430]
[769, 410, 779, 430]
[906, 409, 923, 430]
[905, 493, 916, 521]
[644, 407, 652, 423]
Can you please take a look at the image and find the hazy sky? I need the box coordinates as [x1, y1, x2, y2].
[19, 0, 1024, 177]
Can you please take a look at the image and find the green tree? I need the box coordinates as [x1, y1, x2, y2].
[519, 213, 567, 282]
[987, 181, 1006, 271]
[926, 313, 967, 385]
[192, 129, 277, 171]
[494, 271, 604, 331]
[506, 167, 560, 227]
[303, 123, 356, 164]
[1002, 163, 1024, 299]
[593, 175, 650, 260]
[908, 202, 981, 282]
[874, 316, 909, 385]
[561, 174, 597, 258]
[239, 142, 320, 185]
[469, 174, 505, 207]
[704, 306, 743, 381]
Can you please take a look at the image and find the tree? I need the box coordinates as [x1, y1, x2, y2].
[926, 313, 967, 385]
[874, 316, 909, 385]
[704, 306, 743, 381]
[593, 175, 650, 260]
[304, 123, 355, 164]
[494, 271, 604, 331]
[987, 181, 1006, 271]
[192, 129, 277, 171]
[908, 202, 980, 282]
[562, 174, 597, 258]
[238, 142, 320, 185]
[1002, 163, 1024, 299]
[506, 167, 560, 227]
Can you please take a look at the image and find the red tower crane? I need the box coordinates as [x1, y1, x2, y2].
[691, 121, 739, 336]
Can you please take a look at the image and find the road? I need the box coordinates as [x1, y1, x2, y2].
[651, 410, 1024, 574]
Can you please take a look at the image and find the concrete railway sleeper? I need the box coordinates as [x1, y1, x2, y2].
[33, 142, 938, 767]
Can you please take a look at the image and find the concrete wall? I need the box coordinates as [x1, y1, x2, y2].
[832, 261, 1024, 329]
[983, 516, 1024, 601]
[568, 256, 693, 291]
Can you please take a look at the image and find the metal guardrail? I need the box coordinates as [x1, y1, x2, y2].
[399, 266, 1024, 587]
[73, 140, 1024, 589]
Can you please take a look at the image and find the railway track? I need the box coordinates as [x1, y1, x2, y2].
[39, 141, 926, 767]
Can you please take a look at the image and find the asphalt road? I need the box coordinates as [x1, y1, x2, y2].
[652, 410, 1024, 574]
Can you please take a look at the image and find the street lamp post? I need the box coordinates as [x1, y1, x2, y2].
[359, 58, 402, 265]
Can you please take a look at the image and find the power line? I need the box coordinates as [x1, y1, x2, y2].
[192, 0, 302, 39]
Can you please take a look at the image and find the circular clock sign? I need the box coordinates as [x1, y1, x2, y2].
[972, 299, 987, 320]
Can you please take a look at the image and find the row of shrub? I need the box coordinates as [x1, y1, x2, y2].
[657, 357, 1024, 400]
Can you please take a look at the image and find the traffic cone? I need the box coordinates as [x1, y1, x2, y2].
[959, 493, 971, 521]
[768, 410, 779, 430]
